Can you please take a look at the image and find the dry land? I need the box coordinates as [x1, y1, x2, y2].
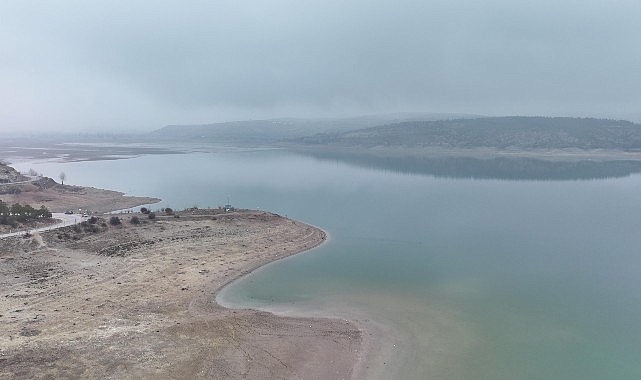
[0, 209, 361, 379]
[0, 177, 158, 215]
[0, 164, 361, 380]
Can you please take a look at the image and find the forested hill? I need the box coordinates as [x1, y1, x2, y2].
[296, 117, 641, 150]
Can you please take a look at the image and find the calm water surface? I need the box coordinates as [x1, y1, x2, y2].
[14, 150, 641, 379]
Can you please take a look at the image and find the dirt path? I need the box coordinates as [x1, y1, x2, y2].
[0, 213, 86, 239]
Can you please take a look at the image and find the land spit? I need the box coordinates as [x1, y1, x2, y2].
[0, 209, 361, 379]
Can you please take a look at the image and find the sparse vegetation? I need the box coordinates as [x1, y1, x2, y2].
[109, 216, 121, 225]
[148, 212, 156, 220]
[130, 216, 140, 224]
[55, 216, 108, 240]
[140, 207, 150, 214]
[79, 220, 101, 233]
[164, 207, 173, 215]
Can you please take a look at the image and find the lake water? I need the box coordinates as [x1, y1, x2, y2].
[13, 149, 641, 379]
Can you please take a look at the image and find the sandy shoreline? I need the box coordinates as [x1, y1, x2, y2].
[0, 206, 364, 379]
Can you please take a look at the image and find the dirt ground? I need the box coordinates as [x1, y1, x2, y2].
[0, 178, 159, 215]
[0, 210, 361, 379]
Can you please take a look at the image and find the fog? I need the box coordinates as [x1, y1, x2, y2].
[1, 0, 640, 133]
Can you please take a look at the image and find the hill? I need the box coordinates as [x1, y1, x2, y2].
[296, 117, 641, 151]
[149, 113, 480, 144]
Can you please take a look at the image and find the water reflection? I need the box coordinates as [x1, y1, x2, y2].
[299, 150, 641, 180]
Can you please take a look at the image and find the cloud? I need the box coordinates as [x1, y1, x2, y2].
[1, 0, 640, 132]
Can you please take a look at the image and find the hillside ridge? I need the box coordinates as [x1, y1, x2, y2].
[295, 116, 641, 151]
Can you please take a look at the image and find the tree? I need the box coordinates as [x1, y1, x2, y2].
[0, 202, 51, 224]
[59, 172, 66, 185]
[38, 205, 52, 218]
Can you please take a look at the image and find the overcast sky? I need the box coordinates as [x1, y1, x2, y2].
[1, 1, 640, 133]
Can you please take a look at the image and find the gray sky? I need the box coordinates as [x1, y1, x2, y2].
[1, 0, 640, 133]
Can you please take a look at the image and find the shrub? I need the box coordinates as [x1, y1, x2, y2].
[83, 224, 100, 233]
[140, 207, 150, 214]
[88, 216, 98, 224]
[147, 212, 156, 220]
[130, 216, 140, 225]
[164, 207, 173, 215]
[109, 216, 121, 225]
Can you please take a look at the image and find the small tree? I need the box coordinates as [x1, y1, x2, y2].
[130, 216, 140, 225]
[59, 172, 66, 185]
[109, 216, 121, 225]
[38, 205, 52, 218]
[164, 207, 173, 215]
[147, 212, 156, 220]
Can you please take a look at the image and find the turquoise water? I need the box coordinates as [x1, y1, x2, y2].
[13, 150, 641, 379]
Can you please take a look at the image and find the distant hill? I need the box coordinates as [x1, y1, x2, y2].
[149, 113, 481, 144]
[295, 117, 641, 151]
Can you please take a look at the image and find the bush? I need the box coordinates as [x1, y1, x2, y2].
[88, 216, 98, 224]
[140, 207, 150, 214]
[164, 207, 173, 215]
[109, 216, 121, 225]
[130, 216, 140, 225]
[147, 212, 156, 220]
[83, 224, 100, 233]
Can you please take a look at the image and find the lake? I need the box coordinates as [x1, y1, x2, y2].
[13, 148, 641, 379]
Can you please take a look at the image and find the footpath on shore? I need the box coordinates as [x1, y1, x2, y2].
[0, 213, 87, 239]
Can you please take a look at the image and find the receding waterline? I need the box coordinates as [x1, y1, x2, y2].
[15, 150, 641, 380]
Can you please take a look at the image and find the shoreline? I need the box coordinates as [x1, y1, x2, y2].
[0, 208, 364, 379]
[215, 229, 394, 380]
[0, 158, 379, 378]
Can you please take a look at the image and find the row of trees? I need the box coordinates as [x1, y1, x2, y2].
[0, 200, 52, 224]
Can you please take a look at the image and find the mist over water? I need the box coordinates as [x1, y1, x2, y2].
[14, 150, 641, 379]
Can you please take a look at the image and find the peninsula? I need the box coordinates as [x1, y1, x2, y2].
[0, 163, 361, 379]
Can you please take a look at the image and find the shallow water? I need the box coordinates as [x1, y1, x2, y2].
[14, 149, 641, 379]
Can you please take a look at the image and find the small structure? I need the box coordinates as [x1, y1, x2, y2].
[224, 196, 234, 212]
